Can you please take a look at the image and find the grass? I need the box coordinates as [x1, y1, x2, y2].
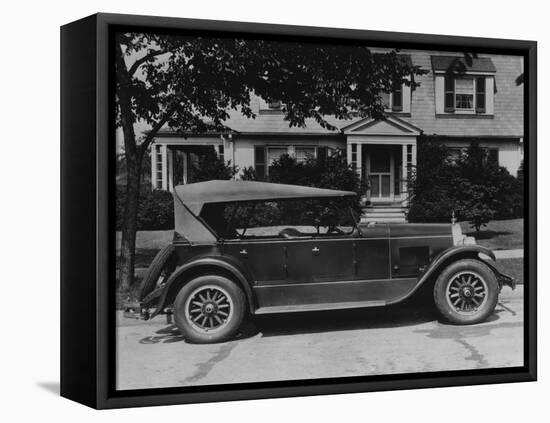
[494, 258, 524, 285]
[460, 218, 524, 250]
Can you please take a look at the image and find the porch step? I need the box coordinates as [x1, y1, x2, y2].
[362, 205, 408, 223]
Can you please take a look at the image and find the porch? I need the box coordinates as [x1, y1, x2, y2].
[344, 115, 421, 222]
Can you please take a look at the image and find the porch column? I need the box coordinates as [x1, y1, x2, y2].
[347, 142, 352, 165]
[401, 144, 407, 204]
[151, 144, 157, 189]
[167, 146, 174, 192]
[356, 144, 362, 179]
[160, 144, 168, 191]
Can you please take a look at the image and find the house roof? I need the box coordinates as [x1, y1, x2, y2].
[152, 51, 523, 140]
[407, 51, 523, 138]
[431, 55, 497, 73]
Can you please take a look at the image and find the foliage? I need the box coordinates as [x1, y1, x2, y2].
[242, 151, 366, 229]
[240, 166, 259, 181]
[188, 147, 237, 182]
[408, 139, 523, 234]
[116, 186, 174, 231]
[115, 32, 427, 288]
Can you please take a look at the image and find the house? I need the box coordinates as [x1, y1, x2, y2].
[148, 50, 524, 222]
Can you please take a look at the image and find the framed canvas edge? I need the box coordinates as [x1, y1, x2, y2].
[84, 12, 537, 409]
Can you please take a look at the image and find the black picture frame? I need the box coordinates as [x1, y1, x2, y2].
[60, 12, 537, 409]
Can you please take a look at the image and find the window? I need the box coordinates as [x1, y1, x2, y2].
[295, 146, 316, 163]
[254, 145, 325, 176]
[351, 144, 357, 169]
[442, 76, 490, 115]
[455, 78, 474, 110]
[267, 147, 289, 166]
[380, 86, 404, 112]
[155, 145, 163, 189]
[267, 100, 282, 109]
[217, 144, 225, 162]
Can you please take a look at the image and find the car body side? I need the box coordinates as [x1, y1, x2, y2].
[143, 222, 504, 318]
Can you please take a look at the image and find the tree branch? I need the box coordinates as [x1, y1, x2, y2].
[139, 107, 177, 154]
[128, 50, 166, 76]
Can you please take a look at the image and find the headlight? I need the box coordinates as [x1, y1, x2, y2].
[452, 223, 476, 245]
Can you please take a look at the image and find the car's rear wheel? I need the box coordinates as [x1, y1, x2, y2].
[173, 275, 246, 343]
[434, 259, 499, 325]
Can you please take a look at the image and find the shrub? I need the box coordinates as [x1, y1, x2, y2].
[248, 151, 366, 227]
[189, 147, 237, 182]
[116, 185, 174, 231]
[408, 139, 523, 230]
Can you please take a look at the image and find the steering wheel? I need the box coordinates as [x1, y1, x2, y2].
[327, 226, 344, 235]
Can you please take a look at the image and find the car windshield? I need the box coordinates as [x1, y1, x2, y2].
[198, 198, 359, 240]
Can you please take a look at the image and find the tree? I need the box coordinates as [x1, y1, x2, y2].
[115, 33, 425, 289]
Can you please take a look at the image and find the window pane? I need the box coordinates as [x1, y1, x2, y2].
[455, 78, 474, 93]
[370, 175, 380, 196]
[295, 147, 315, 163]
[370, 149, 391, 172]
[456, 94, 474, 109]
[381, 175, 391, 196]
[380, 92, 390, 109]
[392, 86, 403, 110]
[267, 147, 289, 164]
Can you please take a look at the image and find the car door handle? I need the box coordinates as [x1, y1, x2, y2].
[239, 249, 248, 256]
[312, 246, 320, 253]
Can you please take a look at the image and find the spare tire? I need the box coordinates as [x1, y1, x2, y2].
[138, 244, 176, 301]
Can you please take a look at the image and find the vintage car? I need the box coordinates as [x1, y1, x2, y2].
[130, 180, 515, 343]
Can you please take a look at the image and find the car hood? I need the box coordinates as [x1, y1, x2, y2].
[358, 222, 453, 238]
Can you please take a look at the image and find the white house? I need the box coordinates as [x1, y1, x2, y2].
[147, 50, 524, 221]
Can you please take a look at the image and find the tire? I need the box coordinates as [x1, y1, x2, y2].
[173, 275, 246, 343]
[138, 244, 176, 301]
[433, 259, 499, 325]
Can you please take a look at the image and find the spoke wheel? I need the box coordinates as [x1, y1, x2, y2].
[184, 285, 234, 334]
[445, 271, 488, 315]
[433, 259, 499, 325]
[173, 275, 246, 343]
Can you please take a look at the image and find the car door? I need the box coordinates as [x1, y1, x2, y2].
[354, 224, 391, 280]
[311, 237, 355, 282]
[223, 239, 286, 284]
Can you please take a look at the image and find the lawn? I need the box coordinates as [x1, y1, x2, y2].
[494, 258, 524, 285]
[460, 218, 524, 250]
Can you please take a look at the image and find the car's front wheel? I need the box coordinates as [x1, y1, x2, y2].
[434, 259, 499, 325]
[173, 275, 246, 343]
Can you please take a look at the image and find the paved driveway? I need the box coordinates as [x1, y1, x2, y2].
[116, 286, 523, 390]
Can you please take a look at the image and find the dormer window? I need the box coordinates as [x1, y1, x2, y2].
[380, 85, 405, 112]
[259, 97, 284, 114]
[267, 100, 282, 109]
[433, 55, 495, 117]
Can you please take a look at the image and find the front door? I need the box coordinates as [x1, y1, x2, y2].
[368, 147, 394, 201]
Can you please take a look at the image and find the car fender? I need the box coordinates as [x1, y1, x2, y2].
[149, 255, 256, 318]
[389, 244, 498, 305]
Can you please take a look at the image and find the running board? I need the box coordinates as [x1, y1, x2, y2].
[254, 300, 387, 315]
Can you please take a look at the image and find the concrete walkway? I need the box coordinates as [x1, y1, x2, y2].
[494, 249, 523, 259]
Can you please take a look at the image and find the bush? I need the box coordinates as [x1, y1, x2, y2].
[245, 151, 366, 227]
[408, 139, 523, 231]
[116, 186, 174, 231]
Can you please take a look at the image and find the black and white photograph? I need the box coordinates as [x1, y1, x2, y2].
[113, 27, 528, 391]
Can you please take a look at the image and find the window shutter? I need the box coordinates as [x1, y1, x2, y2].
[254, 146, 266, 180]
[317, 146, 328, 163]
[444, 77, 455, 112]
[488, 148, 498, 165]
[392, 85, 403, 112]
[476, 77, 486, 113]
